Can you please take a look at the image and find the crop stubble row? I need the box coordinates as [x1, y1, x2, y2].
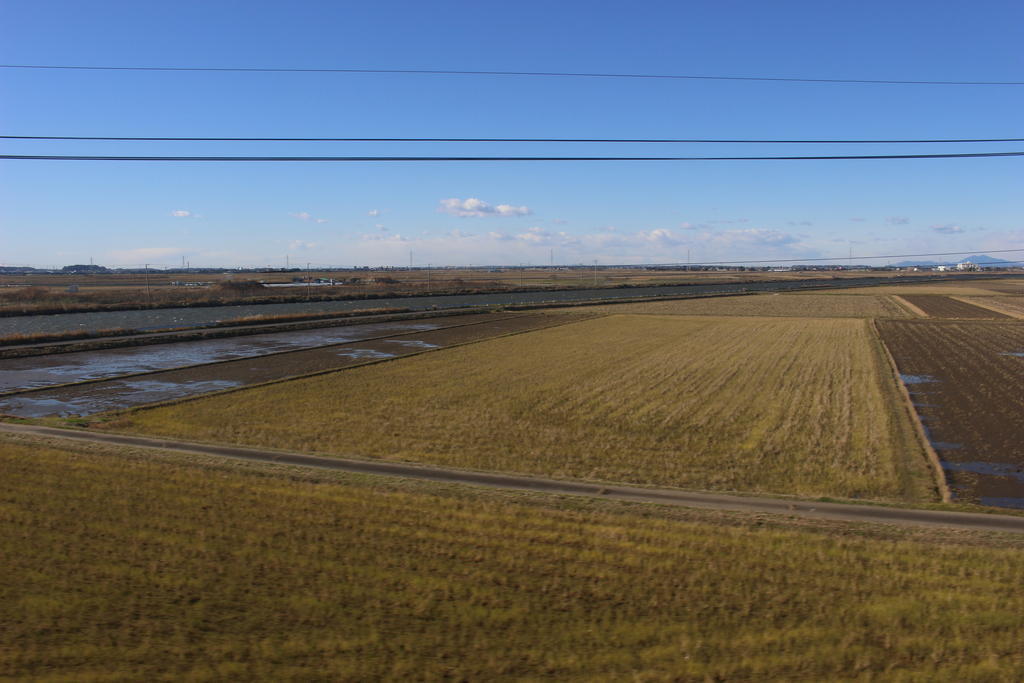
[545, 293, 910, 318]
[3, 437, 1023, 681]
[115, 315, 933, 501]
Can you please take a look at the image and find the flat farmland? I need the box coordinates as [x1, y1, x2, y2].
[817, 284, 1016, 297]
[876, 320, 1024, 506]
[899, 295, 1012, 319]
[4, 437, 1024, 681]
[958, 296, 1024, 319]
[551, 293, 910, 318]
[114, 315, 933, 501]
[0, 313, 570, 418]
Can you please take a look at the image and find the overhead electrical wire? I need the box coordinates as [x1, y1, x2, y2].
[1, 63, 1022, 86]
[4, 135, 1023, 144]
[2, 152, 1023, 162]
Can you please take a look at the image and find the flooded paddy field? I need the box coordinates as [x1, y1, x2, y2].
[898, 295, 1012, 319]
[0, 318, 457, 393]
[0, 274, 981, 337]
[0, 313, 565, 417]
[877, 319, 1024, 508]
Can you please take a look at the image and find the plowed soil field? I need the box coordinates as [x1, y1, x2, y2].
[876, 320, 1024, 506]
[899, 295, 1012, 319]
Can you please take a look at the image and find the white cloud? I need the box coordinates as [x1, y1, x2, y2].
[291, 211, 328, 223]
[887, 216, 910, 225]
[170, 210, 194, 218]
[439, 197, 532, 217]
[288, 240, 318, 250]
[931, 224, 964, 234]
[637, 228, 683, 245]
[367, 209, 381, 217]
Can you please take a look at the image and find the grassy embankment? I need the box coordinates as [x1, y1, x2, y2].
[2, 437, 1023, 680]
[547, 293, 911, 318]
[112, 314, 934, 501]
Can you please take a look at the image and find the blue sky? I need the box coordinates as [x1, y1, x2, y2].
[2, 0, 1022, 268]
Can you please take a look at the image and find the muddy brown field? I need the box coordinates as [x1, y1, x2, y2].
[876, 319, 1024, 506]
[899, 295, 1012, 319]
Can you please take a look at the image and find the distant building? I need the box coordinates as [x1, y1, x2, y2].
[957, 261, 979, 271]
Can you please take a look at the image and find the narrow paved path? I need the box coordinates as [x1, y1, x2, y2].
[4, 422, 1024, 535]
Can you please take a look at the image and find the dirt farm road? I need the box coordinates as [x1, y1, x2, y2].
[5, 421, 1024, 535]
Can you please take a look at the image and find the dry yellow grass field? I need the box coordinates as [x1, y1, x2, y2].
[957, 296, 1024, 319]
[115, 315, 933, 501]
[3, 437, 1023, 681]
[554, 293, 910, 318]
[814, 282, 1019, 297]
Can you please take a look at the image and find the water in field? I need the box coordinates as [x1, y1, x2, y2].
[336, 349, 396, 360]
[0, 379, 242, 417]
[980, 497, 1024, 509]
[899, 374, 938, 385]
[0, 321, 439, 393]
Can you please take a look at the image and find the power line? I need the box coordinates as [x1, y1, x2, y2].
[1, 63, 1022, 86]
[4, 250, 1021, 270]
[2, 152, 1023, 162]
[5, 135, 1023, 144]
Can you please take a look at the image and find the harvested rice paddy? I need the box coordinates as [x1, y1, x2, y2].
[556, 293, 910, 318]
[2, 437, 1022, 681]
[114, 315, 933, 501]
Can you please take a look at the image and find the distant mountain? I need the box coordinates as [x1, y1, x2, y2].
[891, 254, 1016, 268]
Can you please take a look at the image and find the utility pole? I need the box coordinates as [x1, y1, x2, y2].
[306, 262, 311, 299]
[427, 263, 431, 292]
[144, 264, 152, 305]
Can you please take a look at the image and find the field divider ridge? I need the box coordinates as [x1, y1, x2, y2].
[0, 312, 530, 399]
[93, 312, 601, 418]
[870, 318, 951, 503]
[3, 421, 1024, 534]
